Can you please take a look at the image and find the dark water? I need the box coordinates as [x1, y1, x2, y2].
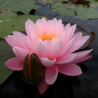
[0, 6, 98, 98]
[69, 18, 98, 98]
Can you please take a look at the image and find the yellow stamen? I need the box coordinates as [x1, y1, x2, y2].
[39, 31, 55, 41]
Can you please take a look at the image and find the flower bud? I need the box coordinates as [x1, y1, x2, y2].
[23, 53, 45, 84]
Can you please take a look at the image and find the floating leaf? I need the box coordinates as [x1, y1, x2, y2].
[0, 40, 14, 62]
[0, 13, 45, 38]
[51, 1, 98, 19]
[0, 0, 41, 14]
[0, 40, 14, 84]
[0, 61, 13, 84]
[74, 5, 98, 19]
[51, 2, 75, 16]
[0, 11, 17, 21]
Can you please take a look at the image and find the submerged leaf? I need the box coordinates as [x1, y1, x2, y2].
[0, 61, 13, 84]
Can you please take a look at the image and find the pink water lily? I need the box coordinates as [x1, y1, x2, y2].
[5, 18, 92, 94]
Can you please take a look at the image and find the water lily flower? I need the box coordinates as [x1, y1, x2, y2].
[5, 18, 92, 94]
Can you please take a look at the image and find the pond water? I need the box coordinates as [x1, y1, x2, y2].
[69, 18, 98, 98]
[0, 1, 98, 98]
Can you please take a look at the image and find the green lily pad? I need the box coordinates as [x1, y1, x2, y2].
[0, 13, 45, 38]
[0, 40, 14, 62]
[51, 2, 75, 16]
[0, 0, 41, 14]
[0, 40, 14, 84]
[74, 5, 98, 19]
[51, 1, 98, 19]
[0, 11, 17, 20]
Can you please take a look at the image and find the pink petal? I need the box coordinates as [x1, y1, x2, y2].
[51, 35, 61, 44]
[57, 19, 62, 24]
[57, 36, 76, 58]
[52, 18, 58, 24]
[40, 17, 47, 24]
[46, 20, 54, 34]
[25, 19, 36, 42]
[40, 18, 47, 31]
[5, 35, 22, 48]
[53, 19, 63, 36]
[13, 31, 35, 52]
[43, 40, 62, 59]
[34, 37, 43, 52]
[71, 49, 93, 63]
[40, 57, 56, 67]
[74, 55, 92, 64]
[58, 63, 82, 76]
[37, 79, 49, 94]
[37, 41, 50, 57]
[64, 23, 71, 31]
[5, 57, 23, 70]
[63, 24, 76, 45]
[75, 49, 92, 60]
[74, 32, 82, 38]
[43, 40, 52, 46]
[69, 24, 77, 38]
[50, 41, 62, 59]
[13, 47, 29, 61]
[45, 64, 58, 85]
[56, 53, 77, 64]
[68, 35, 90, 53]
[36, 19, 44, 36]
[44, 18, 63, 36]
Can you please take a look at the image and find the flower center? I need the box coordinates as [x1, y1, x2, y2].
[39, 31, 55, 41]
